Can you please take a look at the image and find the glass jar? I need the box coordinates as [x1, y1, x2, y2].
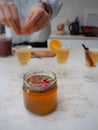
[0, 38, 12, 56]
[23, 70, 58, 115]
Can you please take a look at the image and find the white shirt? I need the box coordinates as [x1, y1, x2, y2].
[6, 0, 63, 43]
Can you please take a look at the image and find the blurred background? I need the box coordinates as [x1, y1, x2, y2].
[51, 0, 98, 34]
[0, 0, 98, 36]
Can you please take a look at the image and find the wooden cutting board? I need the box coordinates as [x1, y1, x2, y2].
[31, 50, 56, 58]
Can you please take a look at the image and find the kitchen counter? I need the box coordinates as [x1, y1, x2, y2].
[1, 33, 98, 41]
[0, 40, 98, 130]
[49, 31, 98, 40]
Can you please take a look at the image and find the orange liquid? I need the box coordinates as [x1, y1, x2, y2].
[55, 48, 70, 64]
[57, 28, 65, 32]
[16, 50, 31, 65]
[85, 50, 98, 67]
[23, 85, 57, 115]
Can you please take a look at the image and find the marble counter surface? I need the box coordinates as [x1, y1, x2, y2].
[0, 41, 98, 130]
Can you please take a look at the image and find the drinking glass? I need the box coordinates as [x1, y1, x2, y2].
[83, 47, 98, 82]
[15, 45, 32, 78]
[54, 45, 70, 78]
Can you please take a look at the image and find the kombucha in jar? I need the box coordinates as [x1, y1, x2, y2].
[23, 70, 58, 115]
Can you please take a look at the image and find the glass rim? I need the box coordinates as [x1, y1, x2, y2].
[15, 44, 32, 48]
[23, 70, 57, 92]
[15, 45, 32, 52]
[23, 70, 57, 85]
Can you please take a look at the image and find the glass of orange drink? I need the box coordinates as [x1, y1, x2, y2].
[55, 45, 70, 64]
[49, 39, 70, 78]
[23, 70, 58, 115]
[15, 45, 32, 77]
[15, 45, 32, 65]
[82, 44, 98, 82]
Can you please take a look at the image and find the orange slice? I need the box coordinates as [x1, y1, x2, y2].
[49, 39, 62, 52]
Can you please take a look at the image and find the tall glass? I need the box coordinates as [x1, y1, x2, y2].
[84, 47, 98, 82]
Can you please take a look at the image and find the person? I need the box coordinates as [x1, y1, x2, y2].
[0, 0, 63, 47]
[0, 24, 5, 34]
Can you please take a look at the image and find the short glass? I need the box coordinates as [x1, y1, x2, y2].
[15, 45, 32, 65]
[15, 45, 32, 78]
[55, 45, 70, 78]
[56, 46, 70, 64]
[23, 70, 58, 115]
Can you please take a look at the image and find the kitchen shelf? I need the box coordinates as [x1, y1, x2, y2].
[49, 31, 98, 40]
[0, 33, 98, 41]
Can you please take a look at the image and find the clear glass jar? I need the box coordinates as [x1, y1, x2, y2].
[23, 70, 58, 115]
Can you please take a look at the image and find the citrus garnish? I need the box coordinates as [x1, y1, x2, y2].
[49, 39, 62, 52]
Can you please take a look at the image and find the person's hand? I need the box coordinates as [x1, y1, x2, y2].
[0, 1, 21, 35]
[21, 3, 50, 35]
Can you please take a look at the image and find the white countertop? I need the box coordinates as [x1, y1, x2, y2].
[0, 40, 98, 130]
